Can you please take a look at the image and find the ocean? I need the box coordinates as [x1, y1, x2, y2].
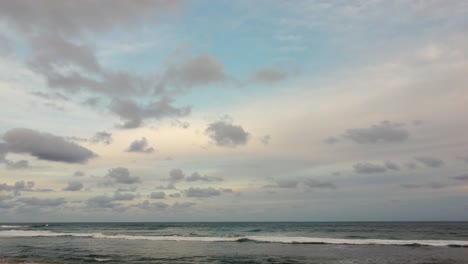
[0, 222, 467, 263]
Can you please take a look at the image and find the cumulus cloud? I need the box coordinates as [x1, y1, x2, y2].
[353, 163, 387, 174]
[110, 97, 191, 129]
[150, 191, 166, 199]
[184, 187, 221, 198]
[113, 192, 136, 201]
[106, 167, 141, 185]
[384, 161, 401, 171]
[414, 157, 444, 168]
[324, 136, 339, 145]
[17, 197, 65, 207]
[5, 160, 30, 170]
[63, 181, 83, 191]
[126, 137, 154, 153]
[205, 118, 249, 147]
[0, 181, 34, 196]
[137, 200, 169, 210]
[2, 128, 96, 164]
[73, 171, 85, 177]
[169, 168, 185, 182]
[186, 172, 223, 182]
[343, 121, 409, 144]
[168, 193, 181, 198]
[86, 195, 120, 209]
[90, 131, 113, 144]
[260, 135, 271, 145]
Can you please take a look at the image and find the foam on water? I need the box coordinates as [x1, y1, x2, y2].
[1, 230, 467, 247]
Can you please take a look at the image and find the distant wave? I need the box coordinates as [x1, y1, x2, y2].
[1, 230, 467, 247]
[0, 225, 26, 228]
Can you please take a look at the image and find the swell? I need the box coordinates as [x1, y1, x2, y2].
[1, 230, 467, 247]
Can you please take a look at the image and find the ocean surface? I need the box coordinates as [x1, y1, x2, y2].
[0, 222, 467, 263]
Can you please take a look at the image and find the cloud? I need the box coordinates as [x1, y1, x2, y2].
[274, 179, 299, 188]
[86, 195, 120, 209]
[156, 55, 226, 93]
[186, 172, 223, 182]
[250, 69, 288, 83]
[90, 131, 113, 145]
[5, 160, 30, 170]
[169, 168, 185, 182]
[0, 181, 35, 196]
[63, 181, 83, 191]
[168, 193, 181, 198]
[110, 97, 191, 129]
[303, 179, 337, 189]
[73, 171, 85, 177]
[453, 174, 468, 181]
[126, 137, 154, 153]
[184, 187, 221, 198]
[17, 197, 65, 207]
[107, 167, 141, 185]
[415, 157, 444, 168]
[2, 128, 96, 164]
[400, 182, 447, 189]
[343, 121, 409, 144]
[384, 161, 401, 171]
[260, 135, 271, 145]
[137, 200, 169, 210]
[150, 191, 166, 199]
[205, 118, 249, 147]
[113, 192, 136, 201]
[324, 136, 339, 145]
[353, 163, 387, 174]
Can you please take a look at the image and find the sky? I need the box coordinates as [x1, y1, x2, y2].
[0, 0, 468, 222]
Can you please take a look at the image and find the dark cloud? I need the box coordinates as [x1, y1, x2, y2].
[353, 163, 387, 174]
[17, 197, 65, 207]
[106, 167, 141, 185]
[344, 121, 409, 144]
[400, 182, 447, 189]
[384, 161, 401, 171]
[205, 118, 249, 147]
[186, 172, 223, 182]
[63, 181, 83, 191]
[274, 179, 299, 188]
[110, 97, 191, 129]
[260, 135, 271, 145]
[303, 179, 337, 189]
[150, 191, 166, 199]
[169, 168, 185, 181]
[250, 69, 288, 83]
[90, 131, 113, 145]
[415, 157, 444, 168]
[137, 200, 169, 210]
[126, 137, 154, 153]
[172, 202, 196, 210]
[453, 174, 468, 181]
[86, 195, 120, 209]
[2, 128, 96, 164]
[168, 193, 181, 198]
[184, 187, 221, 198]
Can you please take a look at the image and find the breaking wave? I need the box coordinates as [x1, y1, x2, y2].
[1, 230, 467, 247]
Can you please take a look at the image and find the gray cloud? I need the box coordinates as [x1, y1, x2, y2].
[169, 168, 185, 182]
[73, 171, 85, 177]
[453, 174, 468, 181]
[5, 160, 30, 170]
[2, 128, 96, 164]
[137, 200, 169, 210]
[415, 157, 444, 168]
[186, 172, 223, 182]
[303, 179, 337, 189]
[107, 167, 141, 185]
[250, 69, 288, 83]
[150, 191, 166, 199]
[400, 182, 447, 189]
[205, 118, 249, 147]
[113, 192, 136, 201]
[0, 181, 35, 196]
[344, 121, 409, 144]
[184, 187, 221, 198]
[86, 195, 120, 209]
[384, 161, 401, 171]
[260, 135, 271, 145]
[90, 131, 113, 145]
[156, 55, 226, 93]
[126, 137, 154, 153]
[110, 97, 191, 129]
[353, 163, 387, 174]
[63, 181, 83, 191]
[17, 197, 65, 207]
[274, 179, 299, 188]
[324, 136, 339, 145]
[168, 193, 181, 198]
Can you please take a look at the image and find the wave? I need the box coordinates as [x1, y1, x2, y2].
[0, 225, 26, 228]
[0, 230, 467, 247]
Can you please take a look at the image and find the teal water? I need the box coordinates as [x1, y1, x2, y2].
[0, 222, 467, 263]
